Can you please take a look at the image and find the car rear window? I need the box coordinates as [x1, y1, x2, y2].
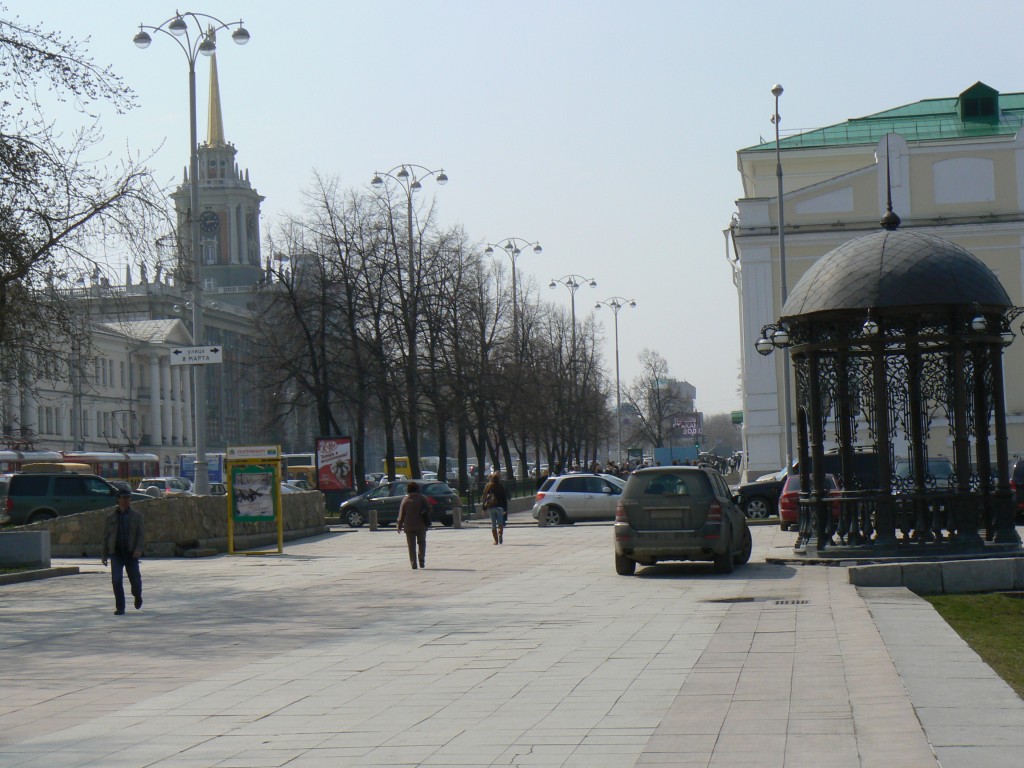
[10, 475, 48, 496]
[539, 478, 555, 492]
[557, 477, 590, 493]
[636, 473, 710, 498]
[422, 482, 450, 494]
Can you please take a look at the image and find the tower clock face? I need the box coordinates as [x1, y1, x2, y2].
[199, 210, 220, 234]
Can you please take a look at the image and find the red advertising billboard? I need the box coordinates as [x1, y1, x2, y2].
[316, 436, 353, 491]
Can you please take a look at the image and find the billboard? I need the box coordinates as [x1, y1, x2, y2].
[316, 436, 353, 491]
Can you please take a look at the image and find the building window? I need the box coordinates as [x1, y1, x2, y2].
[120, 361, 126, 389]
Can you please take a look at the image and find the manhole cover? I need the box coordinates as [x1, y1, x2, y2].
[704, 596, 810, 605]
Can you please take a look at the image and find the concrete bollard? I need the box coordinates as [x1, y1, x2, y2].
[369, 509, 378, 531]
[453, 507, 462, 529]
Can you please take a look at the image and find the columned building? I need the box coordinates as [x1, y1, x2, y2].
[730, 82, 1024, 478]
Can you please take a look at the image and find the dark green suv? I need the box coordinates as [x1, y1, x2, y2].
[3, 472, 134, 525]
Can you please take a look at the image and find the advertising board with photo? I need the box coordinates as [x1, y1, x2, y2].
[316, 436, 353, 491]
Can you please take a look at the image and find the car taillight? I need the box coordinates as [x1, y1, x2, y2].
[615, 502, 627, 523]
[707, 501, 722, 522]
[4, 497, 10, 513]
[536, 492, 546, 502]
[426, 496, 438, 506]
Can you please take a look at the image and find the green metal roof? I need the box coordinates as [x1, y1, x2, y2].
[744, 85, 1024, 152]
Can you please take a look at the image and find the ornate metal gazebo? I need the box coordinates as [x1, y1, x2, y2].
[757, 223, 1023, 557]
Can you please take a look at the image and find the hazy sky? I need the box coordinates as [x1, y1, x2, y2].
[16, 0, 1023, 415]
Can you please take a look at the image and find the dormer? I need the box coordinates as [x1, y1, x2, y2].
[958, 81, 999, 121]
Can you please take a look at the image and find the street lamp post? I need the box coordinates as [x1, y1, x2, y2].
[595, 297, 636, 467]
[550, 274, 596, 467]
[370, 164, 448, 479]
[484, 237, 543, 358]
[133, 11, 250, 496]
[772, 83, 794, 475]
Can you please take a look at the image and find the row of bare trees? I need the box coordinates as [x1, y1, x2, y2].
[254, 174, 615, 491]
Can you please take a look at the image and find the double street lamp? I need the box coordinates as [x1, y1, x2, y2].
[485, 237, 542, 356]
[133, 11, 250, 495]
[549, 274, 597, 365]
[370, 164, 448, 479]
[595, 297, 636, 466]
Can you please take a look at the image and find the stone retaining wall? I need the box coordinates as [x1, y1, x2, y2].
[10, 493, 327, 558]
[849, 556, 1024, 594]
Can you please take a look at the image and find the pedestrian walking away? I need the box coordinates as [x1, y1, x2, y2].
[482, 472, 508, 545]
[396, 481, 430, 569]
[101, 489, 145, 615]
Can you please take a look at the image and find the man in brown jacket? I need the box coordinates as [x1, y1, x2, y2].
[396, 482, 430, 570]
[102, 489, 145, 615]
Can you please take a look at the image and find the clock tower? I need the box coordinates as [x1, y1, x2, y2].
[170, 51, 265, 296]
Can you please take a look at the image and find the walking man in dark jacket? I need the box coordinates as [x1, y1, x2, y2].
[102, 489, 145, 615]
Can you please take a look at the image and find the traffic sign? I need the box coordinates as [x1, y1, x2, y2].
[170, 345, 223, 366]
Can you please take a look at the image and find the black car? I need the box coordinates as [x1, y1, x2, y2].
[734, 468, 787, 519]
[341, 480, 462, 528]
[1013, 459, 1024, 521]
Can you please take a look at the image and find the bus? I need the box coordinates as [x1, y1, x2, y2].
[61, 451, 160, 486]
[0, 450, 65, 473]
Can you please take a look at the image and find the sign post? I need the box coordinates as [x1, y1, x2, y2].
[225, 444, 282, 555]
[169, 345, 223, 366]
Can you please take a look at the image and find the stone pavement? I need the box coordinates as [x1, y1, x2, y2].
[1, 517, 1022, 768]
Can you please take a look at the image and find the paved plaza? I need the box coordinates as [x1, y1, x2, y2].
[1, 517, 1023, 767]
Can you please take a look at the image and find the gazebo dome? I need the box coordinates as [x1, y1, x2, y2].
[781, 229, 1011, 317]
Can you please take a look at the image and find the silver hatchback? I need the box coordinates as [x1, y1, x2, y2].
[532, 473, 625, 526]
[613, 466, 751, 575]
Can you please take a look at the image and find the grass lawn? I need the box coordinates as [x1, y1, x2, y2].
[925, 593, 1024, 698]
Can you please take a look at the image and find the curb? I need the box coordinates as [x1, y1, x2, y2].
[0, 566, 80, 586]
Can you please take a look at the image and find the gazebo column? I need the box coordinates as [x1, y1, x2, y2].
[906, 343, 933, 542]
[794, 406, 810, 552]
[971, 342, 994, 540]
[835, 350, 862, 544]
[806, 350, 831, 549]
[990, 339, 1020, 544]
[871, 337, 897, 548]
[950, 336, 983, 546]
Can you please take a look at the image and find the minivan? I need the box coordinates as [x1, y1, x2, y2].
[3, 472, 127, 525]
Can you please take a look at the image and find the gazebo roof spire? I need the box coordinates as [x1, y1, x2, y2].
[881, 134, 901, 231]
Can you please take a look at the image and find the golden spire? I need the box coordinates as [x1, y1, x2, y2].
[206, 51, 226, 147]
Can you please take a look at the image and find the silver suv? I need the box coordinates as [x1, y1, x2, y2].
[532, 473, 625, 526]
[613, 466, 751, 575]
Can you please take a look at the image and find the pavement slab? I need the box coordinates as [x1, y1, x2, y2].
[0, 518, 1022, 767]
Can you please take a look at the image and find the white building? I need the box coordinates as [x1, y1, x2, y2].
[730, 82, 1024, 478]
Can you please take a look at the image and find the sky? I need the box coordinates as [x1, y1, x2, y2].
[12, 0, 1024, 416]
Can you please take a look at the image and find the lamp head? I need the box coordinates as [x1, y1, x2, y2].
[370, 174, 383, 188]
[533, 243, 543, 254]
[396, 166, 409, 180]
[198, 35, 216, 56]
[588, 279, 597, 288]
[168, 16, 187, 36]
[755, 337, 774, 355]
[435, 170, 448, 185]
[484, 246, 494, 256]
[133, 28, 152, 48]
[629, 300, 637, 309]
[231, 24, 250, 45]
[971, 314, 987, 333]
[771, 83, 784, 98]
[548, 280, 556, 290]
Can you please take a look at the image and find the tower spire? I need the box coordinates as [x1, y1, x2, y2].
[880, 133, 901, 231]
[206, 50, 226, 147]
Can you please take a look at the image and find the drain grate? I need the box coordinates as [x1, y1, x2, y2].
[704, 596, 810, 605]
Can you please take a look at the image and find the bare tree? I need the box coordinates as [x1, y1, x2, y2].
[623, 348, 692, 449]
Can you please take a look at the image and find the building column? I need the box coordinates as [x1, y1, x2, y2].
[21, 384, 37, 438]
[182, 365, 194, 447]
[172, 365, 185, 446]
[149, 354, 162, 447]
[160, 357, 172, 448]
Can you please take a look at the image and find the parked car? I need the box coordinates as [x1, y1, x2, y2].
[893, 457, 955, 492]
[341, 480, 462, 528]
[778, 473, 841, 532]
[733, 468, 787, 519]
[209, 482, 228, 496]
[1013, 459, 1024, 521]
[531, 473, 625, 526]
[137, 477, 193, 496]
[2, 471, 149, 526]
[614, 465, 751, 575]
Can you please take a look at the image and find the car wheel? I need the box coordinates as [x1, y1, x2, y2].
[734, 526, 753, 565]
[28, 510, 57, 524]
[539, 506, 564, 526]
[346, 509, 365, 528]
[713, 548, 735, 574]
[779, 521, 790, 532]
[615, 552, 636, 576]
[744, 496, 771, 519]
[441, 512, 454, 527]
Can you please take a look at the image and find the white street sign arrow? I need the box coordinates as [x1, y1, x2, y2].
[170, 345, 223, 366]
